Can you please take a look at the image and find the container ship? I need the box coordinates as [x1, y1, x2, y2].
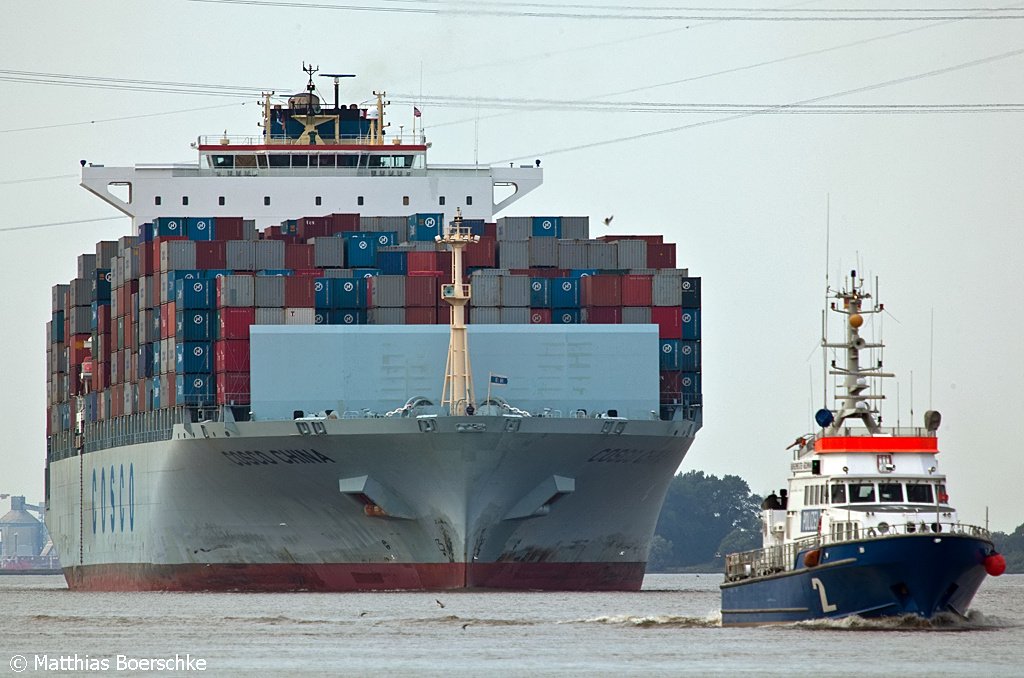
[44, 67, 703, 591]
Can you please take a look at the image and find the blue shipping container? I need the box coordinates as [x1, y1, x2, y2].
[408, 213, 443, 241]
[530, 278, 551, 308]
[463, 219, 486, 236]
[336, 278, 368, 309]
[51, 311, 64, 342]
[204, 269, 233, 280]
[154, 217, 186, 238]
[659, 339, 681, 370]
[680, 340, 700, 371]
[531, 216, 562, 238]
[175, 278, 214, 310]
[551, 278, 581, 308]
[377, 251, 408, 275]
[152, 341, 161, 376]
[138, 344, 153, 379]
[680, 309, 701, 341]
[351, 268, 380, 279]
[93, 269, 112, 301]
[166, 270, 202, 303]
[151, 376, 162, 410]
[346, 233, 378, 267]
[569, 269, 599, 279]
[681, 276, 701, 309]
[138, 222, 154, 242]
[187, 217, 215, 241]
[373, 232, 399, 247]
[176, 310, 212, 341]
[176, 373, 213, 406]
[334, 309, 367, 325]
[552, 308, 582, 324]
[257, 269, 293, 277]
[176, 342, 212, 373]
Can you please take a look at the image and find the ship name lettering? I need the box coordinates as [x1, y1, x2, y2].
[587, 447, 666, 464]
[221, 449, 336, 466]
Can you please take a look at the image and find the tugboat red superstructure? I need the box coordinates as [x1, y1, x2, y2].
[720, 271, 1003, 625]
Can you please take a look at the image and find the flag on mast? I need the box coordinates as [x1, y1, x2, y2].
[490, 374, 508, 385]
[413, 106, 422, 118]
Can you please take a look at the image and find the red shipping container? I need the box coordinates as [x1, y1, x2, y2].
[529, 309, 551, 324]
[651, 306, 682, 339]
[165, 377, 176, 409]
[483, 222, 497, 238]
[581, 275, 622, 307]
[215, 340, 250, 372]
[291, 268, 323, 277]
[111, 384, 123, 417]
[406, 307, 437, 324]
[96, 304, 111, 334]
[328, 213, 360, 234]
[586, 306, 621, 324]
[124, 314, 135, 350]
[464, 237, 496, 268]
[137, 380, 148, 413]
[284, 276, 315, 307]
[216, 372, 251, 405]
[195, 241, 227, 269]
[405, 274, 439, 307]
[436, 306, 451, 325]
[160, 302, 172, 339]
[220, 307, 255, 340]
[297, 216, 329, 239]
[139, 243, 156, 276]
[93, 361, 110, 391]
[408, 251, 447, 274]
[215, 217, 245, 241]
[285, 243, 315, 269]
[660, 370, 682, 399]
[621, 275, 653, 307]
[528, 268, 569, 279]
[647, 243, 677, 269]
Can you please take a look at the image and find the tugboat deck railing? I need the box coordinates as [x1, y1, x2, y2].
[724, 521, 990, 582]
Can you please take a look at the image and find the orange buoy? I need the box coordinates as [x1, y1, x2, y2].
[803, 549, 821, 568]
[984, 553, 1006, 577]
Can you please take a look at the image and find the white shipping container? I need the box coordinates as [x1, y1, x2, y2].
[557, 240, 589, 269]
[312, 237, 346, 268]
[471, 273, 501, 306]
[369, 307, 406, 324]
[499, 240, 529, 269]
[254, 239, 286, 270]
[587, 242, 618, 270]
[497, 216, 530, 241]
[226, 241, 255, 270]
[501, 275, 531, 307]
[528, 238, 559, 267]
[219, 275, 256, 307]
[284, 308, 315, 325]
[615, 240, 647, 270]
[471, 307, 501, 324]
[160, 240, 197, 273]
[371, 275, 407, 308]
[561, 216, 590, 240]
[500, 307, 530, 324]
[622, 307, 652, 324]
[254, 276, 285, 307]
[255, 307, 285, 325]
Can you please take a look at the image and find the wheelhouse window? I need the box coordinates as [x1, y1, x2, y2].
[212, 155, 234, 169]
[878, 483, 903, 502]
[849, 483, 876, 503]
[830, 484, 846, 504]
[268, 155, 289, 168]
[292, 155, 309, 168]
[907, 484, 933, 503]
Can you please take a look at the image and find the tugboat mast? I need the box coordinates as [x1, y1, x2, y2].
[822, 270, 893, 433]
[439, 209, 480, 415]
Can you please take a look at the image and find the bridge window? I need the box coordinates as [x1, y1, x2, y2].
[466, 196, 473, 205]
[906, 484, 933, 503]
[849, 483, 875, 503]
[315, 196, 322, 206]
[830, 484, 846, 503]
[403, 196, 410, 206]
[269, 155, 289, 168]
[264, 196, 271, 206]
[439, 196, 446, 206]
[154, 196, 162, 206]
[292, 155, 309, 168]
[219, 196, 225, 206]
[357, 196, 364, 206]
[212, 155, 234, 169]
[182, 196, 189, 206]
[879, 483, 903, 502]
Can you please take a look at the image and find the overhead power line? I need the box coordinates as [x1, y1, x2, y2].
[187, 0, 1024, 20]
[0, 216, 126, 234]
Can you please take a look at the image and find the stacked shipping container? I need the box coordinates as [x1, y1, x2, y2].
[46, 213, 701, 435]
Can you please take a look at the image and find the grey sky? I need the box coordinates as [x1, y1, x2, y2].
[1, 1, 1021, 532]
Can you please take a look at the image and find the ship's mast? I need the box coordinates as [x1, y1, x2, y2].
[439, 209, 479, 415]
[822, 270, 893, 433]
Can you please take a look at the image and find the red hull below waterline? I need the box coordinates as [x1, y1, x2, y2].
[61, 561, 647, 592]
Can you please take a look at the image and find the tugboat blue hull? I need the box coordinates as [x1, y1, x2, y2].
[720, 533, 992, 626]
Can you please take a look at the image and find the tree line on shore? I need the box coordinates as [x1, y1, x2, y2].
[649, 470, 1023, 573]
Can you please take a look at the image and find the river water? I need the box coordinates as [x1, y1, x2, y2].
[2, 573, 1020, 677]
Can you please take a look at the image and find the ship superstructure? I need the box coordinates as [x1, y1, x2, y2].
[720, 271, 1003, 625]
[44, 69, 704, 591]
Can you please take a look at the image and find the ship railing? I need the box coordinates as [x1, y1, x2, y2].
[198, 133, 428, 146]
[818, 426, 937, 438]
[724, 522, 991, 582]
[820, 520, 990, 544]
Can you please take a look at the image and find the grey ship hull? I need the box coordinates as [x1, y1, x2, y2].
[46, 414, 697, 591]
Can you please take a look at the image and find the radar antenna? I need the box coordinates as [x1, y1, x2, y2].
[319, 72, 356, 110]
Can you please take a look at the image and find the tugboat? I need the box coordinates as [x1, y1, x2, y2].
[720, 270, 1005, 625]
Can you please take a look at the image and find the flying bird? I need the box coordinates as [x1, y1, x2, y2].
[603, 215, 614, 226]
[461, 623, 470, 630]
[435, 599, 445, 608]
